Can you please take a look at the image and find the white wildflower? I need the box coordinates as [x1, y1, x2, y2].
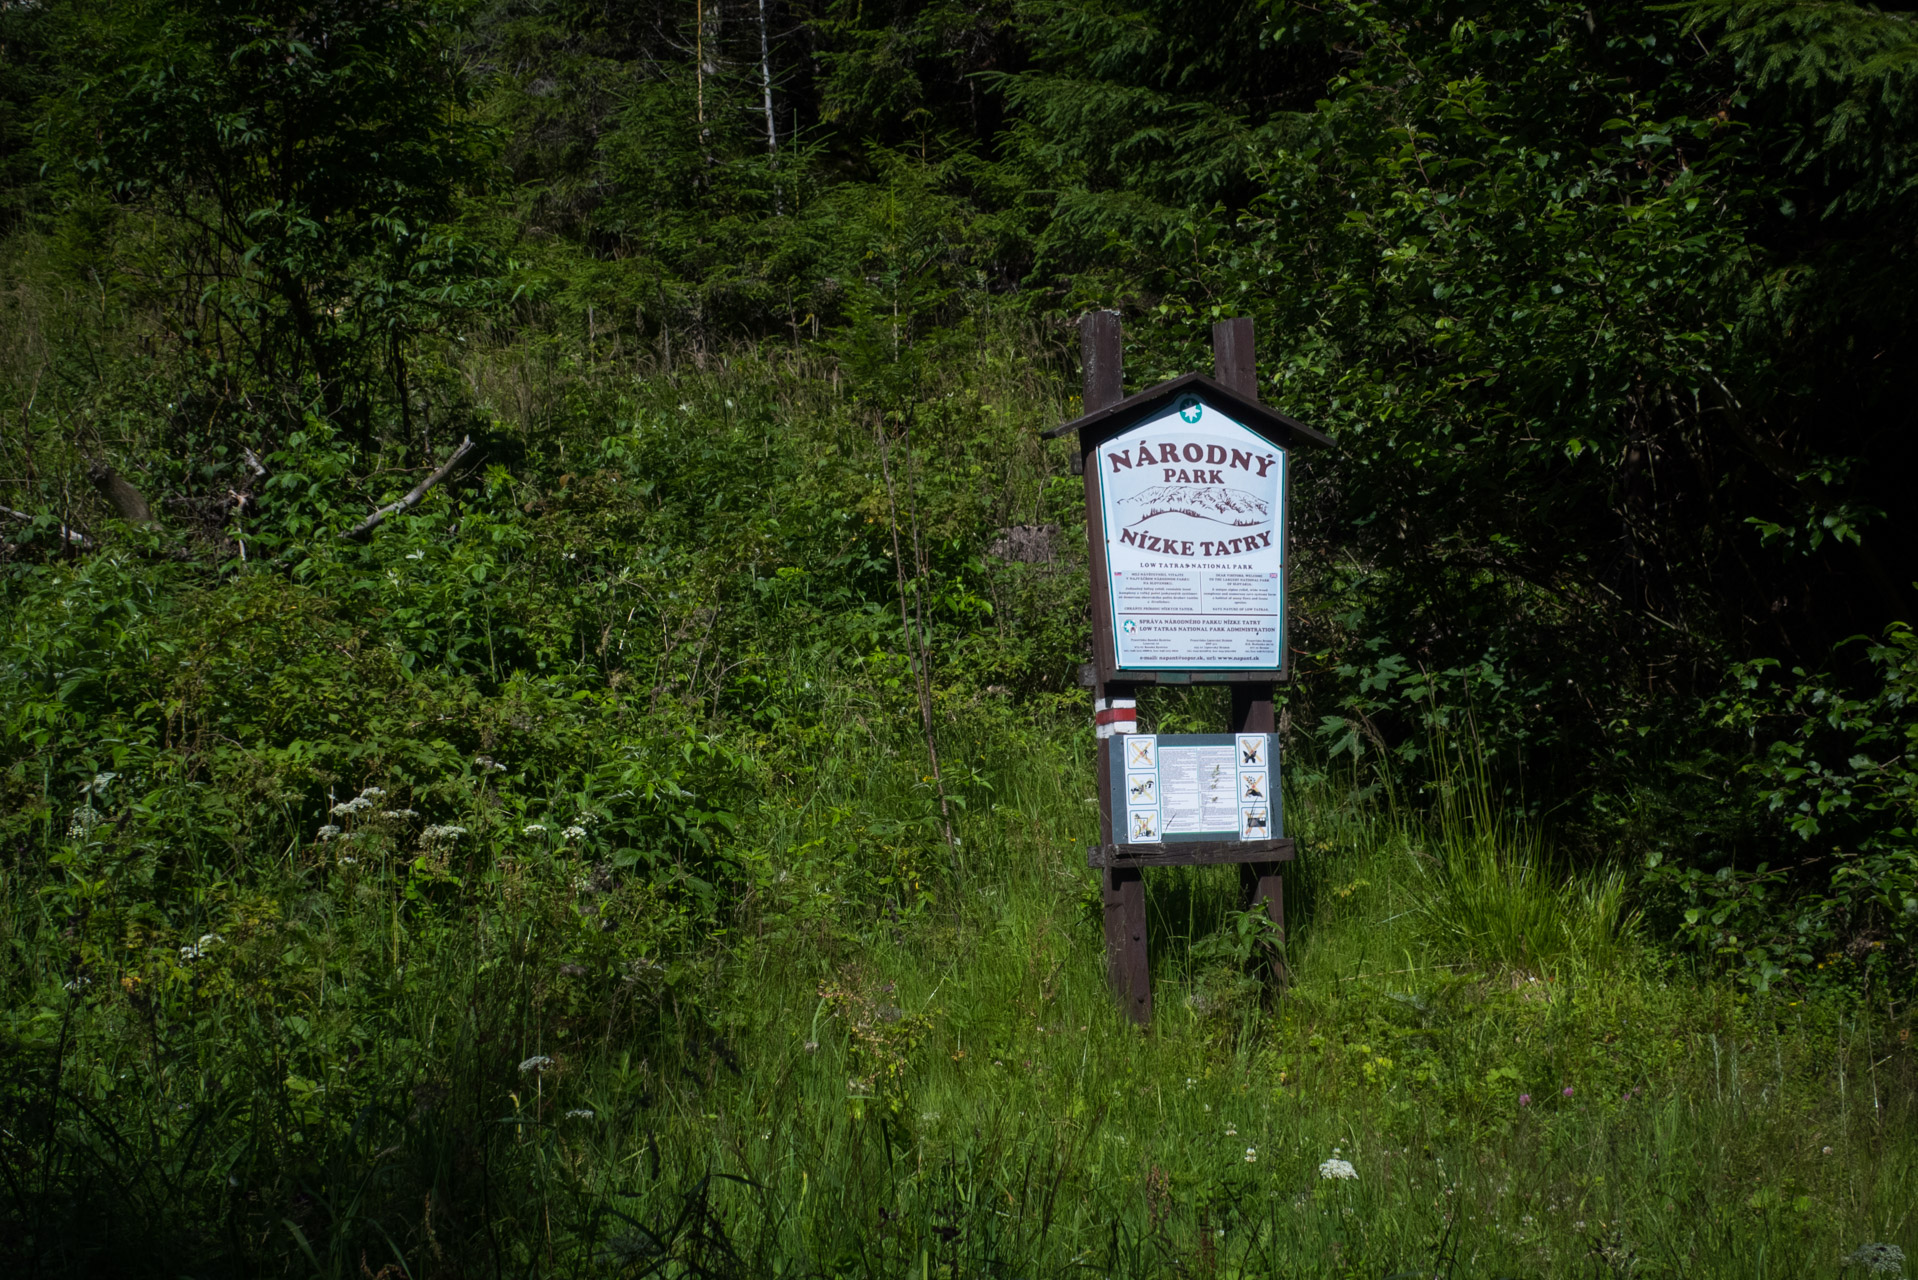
[523, 823, 548, 835]
[197, 934, 222, 950]
[474, 756, 506, 774]
[1225, 1126, 1238, 1137]
[563, 1108, 595, 1120]
[359, 786, 386, 799]
[67, 804, 102, 840]
[561, 825, 588, 842]
[330, 796, 372, 816]
[1846, 1244, 1906, 1277]
[519, 1055, 554, 1074]
[1319, 1157, 1358, 1181]
[423, 824, 467, 842]
[180, 943, 204, 963]
[317, 824, 342, 840]
[340, 856, 358, 866]
[382, 809, 417, 820]
[1244, 1147, 1258, 1163]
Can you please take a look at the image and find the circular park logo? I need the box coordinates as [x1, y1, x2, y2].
[1122, 619, 1138, 634]
[1177, 395, 1203, 423]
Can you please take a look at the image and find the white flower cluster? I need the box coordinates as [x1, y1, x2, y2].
[422, 824, 468, 842]
[564, 1108, 595, 1120]
[474, 755, 507, 774]
[1244, 1147, 1258, 1164]
[317, 824, 342, 841]
[523, 823, 548, 835]
[330, 786, 391, 819]
[382, 809, 418, 820]
[1319, 1150, 1358, 1181]
[1847, 1244, 1906, 1277]
[179, 933, 222, 963]
[561, 825, 588, 842]
[518, 1055, 554, 1074]
[68, 804, 103, 840]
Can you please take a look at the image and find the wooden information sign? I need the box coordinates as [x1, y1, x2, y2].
[1048, 313, 1329, 1023]
[1097, 399, 1287, 673]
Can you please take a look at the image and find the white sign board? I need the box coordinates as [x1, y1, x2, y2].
[1095, 395, 1285, 671]
[1118, 733, 1275, 844]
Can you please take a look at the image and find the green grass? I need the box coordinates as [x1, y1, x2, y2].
[1405, 750, 1640, 980]
[5, 701, 1914, 1278]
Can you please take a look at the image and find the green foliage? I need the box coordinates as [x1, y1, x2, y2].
[6, 0, 1918, 1270]
[1680, 0, 1918, 210]
[41, 0, 502, 439]
[1649, 622, 1918, 994]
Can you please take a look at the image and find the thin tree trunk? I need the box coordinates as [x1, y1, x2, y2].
[759, 0, 781, 212]
[875, 416, 959, 875]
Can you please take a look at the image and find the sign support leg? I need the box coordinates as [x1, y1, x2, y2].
[1240, 862, 1288, 991]
[1095, 683, 1151, 1023]
[1103, 865, 1151, 1024]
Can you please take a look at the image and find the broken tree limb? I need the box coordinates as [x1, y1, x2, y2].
[88, 463, 157, 526]
[2, 506, 93, 548]
[340, 435, 476, 540]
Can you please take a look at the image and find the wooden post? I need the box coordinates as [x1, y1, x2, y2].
[1083, 311, 1151, 1024]
[1211, 316, 1257, 401]
[1215, 317, 1288, 990]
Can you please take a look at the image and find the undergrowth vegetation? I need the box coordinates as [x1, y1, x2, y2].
[6, 707, 1911, 1275]
[4, 319, 1914, 1274]
[6, 0, 1918, 1274]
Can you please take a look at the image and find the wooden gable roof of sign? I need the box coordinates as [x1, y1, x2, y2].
[1044, 371, 1335, 453]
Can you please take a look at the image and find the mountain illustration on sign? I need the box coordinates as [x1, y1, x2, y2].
[1119, 485, 1269, 527]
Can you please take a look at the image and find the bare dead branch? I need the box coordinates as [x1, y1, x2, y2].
[2, 506, 93, 548]
[340, 436, 476, 540]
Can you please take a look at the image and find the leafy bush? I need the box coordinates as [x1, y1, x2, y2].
[1651, 623, 1918, 995]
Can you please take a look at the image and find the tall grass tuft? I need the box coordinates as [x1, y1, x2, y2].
[1410, 742, 1638, 977]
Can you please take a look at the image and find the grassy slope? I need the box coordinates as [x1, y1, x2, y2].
[1, 237, 1914, 1276]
